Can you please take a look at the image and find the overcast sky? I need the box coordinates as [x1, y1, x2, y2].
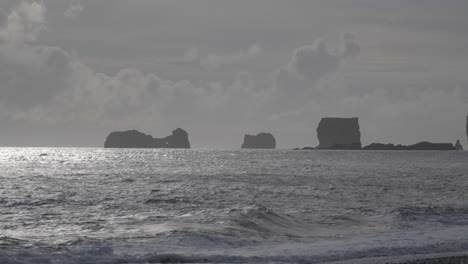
[1, 0, 467, 148]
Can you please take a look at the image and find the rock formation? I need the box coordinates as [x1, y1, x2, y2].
[455, 140, 463, 150]
[363, 142, 457, 151]
[104, 128, 190, 148]
[316, 117, 361, 149]
[241, 133, 276, 149]
[294, 147, 315, 150]
[362, 143, 402, 151]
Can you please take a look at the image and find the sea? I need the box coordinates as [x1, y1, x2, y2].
[0, 148, 467, 264]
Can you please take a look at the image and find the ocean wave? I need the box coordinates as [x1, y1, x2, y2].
[2, 240, 468, 264]
[393, 206, 468, 227]
[118, 205, 315, 247]
[3, 198, 66, 207]
[227, 205, 313, 238]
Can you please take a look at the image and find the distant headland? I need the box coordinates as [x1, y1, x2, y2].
[104, 128, 190, 148]
[363, 142, 457, 151]
[294, 117, 464, 151]
[241, 133, 276, 149]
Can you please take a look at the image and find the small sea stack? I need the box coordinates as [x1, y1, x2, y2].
[455, 140, 463, 150]
[241, 133, 276, 149]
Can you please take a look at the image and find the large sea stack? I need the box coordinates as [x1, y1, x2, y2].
[241, 133, 276, 149]
[104, 128, 190, 148]
[317, 117, 361, 149]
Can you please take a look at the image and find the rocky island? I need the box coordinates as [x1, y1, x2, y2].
[241, 133, 276, 149]
[104, 128, 190, 148]
[316, 117, 362, 149]
[363, 142, 457, 151]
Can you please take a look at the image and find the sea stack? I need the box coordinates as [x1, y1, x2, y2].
[241, 133, 276, 149]
[455, 140, 463, 151]
[104, 128, 190, 148]
[316, 117, 361, 149]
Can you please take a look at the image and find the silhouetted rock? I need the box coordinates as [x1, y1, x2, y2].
[317, 117, 361, 149]
[455, 140, 463, 150]
[363, 142, 457, 151]
[104, 128, 190, 148]
[165, 128, 191, 148]
[241, 133, 276, 149]
[362, 143, 401, 150]
[293, 147, 315, 150]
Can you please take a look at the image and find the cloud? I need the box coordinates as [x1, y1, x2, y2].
[269, 35, 360, 112]
[1, 9, 357, 128]
[288, 40, 341, 81]
[0, 2, 154, 123]
[202, 44, 261, 69]
[0, 8, 7, 29]
[0, 0, 46, 44]
[0, 45, 73, 108]
[64, 0, 83, 18]
[0, 2, 258, 127]
[342, 33, 360, 57]
[0, 1, 72, 109]
[288, 35, 359, 80]
[182, 44, 262, 70]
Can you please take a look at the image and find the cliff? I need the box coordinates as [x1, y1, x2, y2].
[241, 133, 276, 149]
[104, 128, 190, 148]
[316, 117, 361, 149]
[363, 142, 457, 151]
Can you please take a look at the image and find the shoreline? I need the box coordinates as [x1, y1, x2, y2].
[329, 251, 468, 264]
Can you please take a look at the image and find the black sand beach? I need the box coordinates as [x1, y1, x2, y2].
[330, 252, 468, 264]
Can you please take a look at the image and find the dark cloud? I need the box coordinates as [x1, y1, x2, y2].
[0, 8, 7, 29]
[289, 41, 341, 81]
[288, 34, 359, 81]
[342, 33, 360, 57]
[0, 46, 73, 108]
[0, 2, 74, 109]
[270, 35, 361, 113]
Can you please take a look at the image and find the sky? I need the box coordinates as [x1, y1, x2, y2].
[0, 0, 467, 148]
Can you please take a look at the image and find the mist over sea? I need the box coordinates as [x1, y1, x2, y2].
[1, 148, 467, 263]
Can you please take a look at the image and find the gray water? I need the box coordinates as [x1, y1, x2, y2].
[0, 148, 467, 263]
